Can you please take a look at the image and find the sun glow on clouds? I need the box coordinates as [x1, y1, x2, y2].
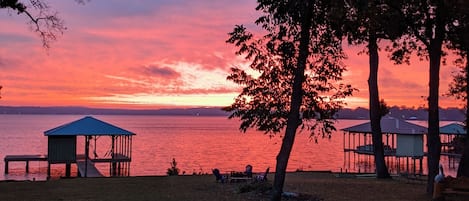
[0, 0, 462, 109]
[89, 93, 238, 107]
[88, 61, 240, 106]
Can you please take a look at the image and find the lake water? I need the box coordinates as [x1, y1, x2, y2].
[0, 115, 459, 181]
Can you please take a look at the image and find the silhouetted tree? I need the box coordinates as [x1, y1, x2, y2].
[379, 99, 390, 117]
[342, 0, 405, 179]
[448, 57, 469, 177]
[1, 0, 66, 48]
[225, 1, 355, 200]
[387, 0, 462, 193]
[446, 2, 469, 178]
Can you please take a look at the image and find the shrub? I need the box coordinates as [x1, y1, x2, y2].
[167, 158, 180, 176]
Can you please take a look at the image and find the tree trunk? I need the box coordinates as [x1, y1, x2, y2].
[368, 34, 390, 178]
[270, 4, 312, 201]
[457, 53, 469, 177]
[426, 33, 443, 194]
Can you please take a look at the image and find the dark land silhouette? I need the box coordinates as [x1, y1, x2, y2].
[0, 106, 464, 121]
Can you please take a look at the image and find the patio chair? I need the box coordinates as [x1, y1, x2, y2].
[212, 168, 227, 183]
[256, 167, 270, 182]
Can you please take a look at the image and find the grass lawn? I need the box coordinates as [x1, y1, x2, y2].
[0, 172, 439, 201]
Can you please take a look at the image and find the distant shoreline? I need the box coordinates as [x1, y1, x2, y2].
[0, 106, 229, 116]
[0, 106, 464, 121]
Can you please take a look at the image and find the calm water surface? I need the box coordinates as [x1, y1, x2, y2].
[0, 115, 459, 181]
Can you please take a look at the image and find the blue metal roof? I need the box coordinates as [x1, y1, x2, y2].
[341, 116, 427, 135]
[439, 123, 466, 135]
[44, 116, 135, 136]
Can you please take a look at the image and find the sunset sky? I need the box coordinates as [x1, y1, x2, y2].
[0, 0, 463, 109]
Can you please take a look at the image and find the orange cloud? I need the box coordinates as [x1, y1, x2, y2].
[0, 0, 462, 109]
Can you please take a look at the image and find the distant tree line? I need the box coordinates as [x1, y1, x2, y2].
[0, 106, 464, 121]
[338, 106, 465, 121]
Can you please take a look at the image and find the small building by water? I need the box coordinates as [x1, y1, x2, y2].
[342, 116, 427, 174]
[4, 116, 135, 179]
[341, 116, 466, 175]
[44, 116, 135, 178]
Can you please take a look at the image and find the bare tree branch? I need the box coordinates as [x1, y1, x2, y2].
[1, 0, 66, 49]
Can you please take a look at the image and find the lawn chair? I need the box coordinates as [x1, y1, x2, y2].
[256, 167, 270, 182]
[212, 168, 227, 183]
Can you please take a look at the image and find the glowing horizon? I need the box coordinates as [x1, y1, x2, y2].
[0, 0, 463, 110]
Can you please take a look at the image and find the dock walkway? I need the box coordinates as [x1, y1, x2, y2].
[4, 155, 48, 174]
[76, 158, 103, 177]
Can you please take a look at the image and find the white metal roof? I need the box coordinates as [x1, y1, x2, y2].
[44, 116, 135, 136]
[341, 116, 427, 135]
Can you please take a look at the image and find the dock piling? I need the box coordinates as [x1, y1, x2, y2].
[65, 163, 71, 177]
[4, 161, 8, 174]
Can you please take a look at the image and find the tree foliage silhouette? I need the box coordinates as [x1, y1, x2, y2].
[341, 0, 405, 179]
[0, 0, 67, 49]
[446, 2, 469, 178]
[0, 0, 72, 99]
[387, 0, 465, 193]
[225, 1, 355, 200]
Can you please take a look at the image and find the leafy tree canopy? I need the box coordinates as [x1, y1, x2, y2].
[385, 0, 464, 65]
[343, 0, 405, 46]
[225, 1, 355, 139]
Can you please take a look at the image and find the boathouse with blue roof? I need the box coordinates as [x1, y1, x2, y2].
[44, 116, 135, 178]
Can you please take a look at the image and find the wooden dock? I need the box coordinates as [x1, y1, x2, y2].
[76, 158, 103, 178]
[4, 155, 48, 174]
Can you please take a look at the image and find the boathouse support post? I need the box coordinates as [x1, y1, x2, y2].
[343, 132, 345, 150]
[26, 161, 29, 173]
[65, 162, 71, 177]
[364, 133, 366, 147]
[397, 157, 400, 174]
[386, 134, 389, 147]
[392, 134, 395, 150]
[348, 133, 351, 151]
[4, 160, 8, 174]
[85, 136, 90, 177]
[406, 157, 410, 173]
[357, 133, 360, 149]
[353, 133, 356, 151]
[128, 136, 132, 176]
[420, 158, 423, 174]
[126, 136, 129, 158]
[47, 162, 51, 180]
[343, 133, 346, 167]
[111, 135, 116, 176]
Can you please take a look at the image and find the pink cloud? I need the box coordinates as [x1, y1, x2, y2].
[0, 0, 462, 109]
